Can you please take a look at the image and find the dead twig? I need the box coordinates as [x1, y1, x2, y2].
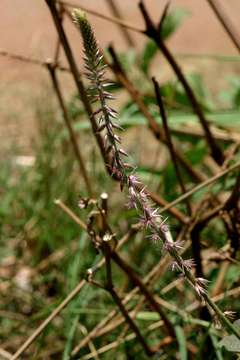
[139, 1, 224, 165]
[99, 241, 153, 356]
[0, 49, 69, 72]
[110, 250, 176, 338]
[0, 348, 12, 360]
[108, 44, 206, 184]
[105, 0, 135, 47]
[206, 0, 240, 53]
[45, 0, 110, 173]
[160, 160, 240, 214]
[153, 77, 192, 215]
[59, 0, 144, 33]
[71, 233, 190, 356]
[10, 280, 86, 360]
[47, 62, 94, 196]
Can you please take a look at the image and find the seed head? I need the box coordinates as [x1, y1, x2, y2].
[72, 9, 99, 68]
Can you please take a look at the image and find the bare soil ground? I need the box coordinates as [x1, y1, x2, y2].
[1, 0, 240, 154]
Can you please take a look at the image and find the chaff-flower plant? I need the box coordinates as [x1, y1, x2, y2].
[72, 9, 240, 339]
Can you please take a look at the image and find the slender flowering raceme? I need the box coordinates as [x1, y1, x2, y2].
[72, 7, 200, 294]
[73, 9, 127, 189]
[73, 9, 240, 339]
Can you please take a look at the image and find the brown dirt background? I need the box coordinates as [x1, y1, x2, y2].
[1, 0, 240, 154]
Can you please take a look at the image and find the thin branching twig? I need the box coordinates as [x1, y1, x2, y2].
[139, 1, 224, 165]
[206, 0, 240, 53]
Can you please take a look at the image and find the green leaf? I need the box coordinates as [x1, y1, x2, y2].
[233, 88, 240, 108]
[219, 335, 240, 353]
[160, 8, 190, 40]
[219, 76, 240, 109]
[184, 140, 207, 164]
[140, 40, 158, 75]
[225, 265, 240, 288]
[175, 325, 188, 360]
[136, 311, 160, 321]
[219, 320, 240, 353]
